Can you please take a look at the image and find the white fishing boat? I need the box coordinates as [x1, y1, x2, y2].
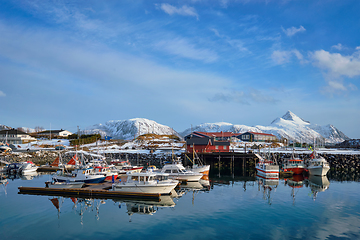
[255, 154, 279, 179]
[186, 151, 210, 175]
[307, 155, 330, 176]
[112, 172, 179, 195]
[53, 167, 106, 183]
[160, 161, 203, 182]
[20, 161, 38, 174]
[110, 159, 143, 173]
[45, 180, 84, 189]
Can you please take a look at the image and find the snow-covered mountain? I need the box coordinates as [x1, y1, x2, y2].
[0, 124, 12, 130]
[179, 111, 349, 144]
[85, 118, 180, 140]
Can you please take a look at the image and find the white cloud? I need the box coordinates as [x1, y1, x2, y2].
[271, 49, 304, 65]
[282, 25, 306, 37]
[159, 4, 199, 19]
[0, 90, 6, 97]
[156, 38, 218, 63]
[311, 49, 360, 93]
[311, 50, 360, 78]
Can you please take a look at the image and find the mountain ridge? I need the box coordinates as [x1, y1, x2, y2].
[6, 111, 350, 143]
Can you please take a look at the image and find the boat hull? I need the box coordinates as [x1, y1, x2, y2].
[284, 167, 304, 175]
[308, 165, 330, 176]
[54, 175, 106, 183]
[45, 181, 84, 189]
[169, 173, 203, 182]
[256, 165, 279, 179]
[112, 183, 177, 195]
[192, 165, 210, 175]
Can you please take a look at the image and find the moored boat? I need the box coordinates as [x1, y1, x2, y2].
[160, 161, 203, 182]
[112, 172, 179, 195]
[110, 159, 143, 173]
[255, 153, 279, 179]
[45, 180, 84, 189]
[282, 148, 305, 175]
[20, 161, 38, 174]
[53, 167, 106, 183]
[307, 151, 330, 176]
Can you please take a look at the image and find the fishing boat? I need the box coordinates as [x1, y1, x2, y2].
[307, 150, 330, 176]
[185, 150, 210, 175]
[160, 160, 203, 182]
[45, 180, 84, 189]
[282, 149, 305, 175]
[20, 161, 38, 174]
[93, 165, 118, 181]
[110, 159, 143, 173]
[52, 167, 106, 183]
[6, 162, 23, 174]
[255, 154, 279, 180]
[112, 172, 179, 194]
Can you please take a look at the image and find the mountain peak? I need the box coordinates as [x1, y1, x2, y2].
[281, 111, 310, 125]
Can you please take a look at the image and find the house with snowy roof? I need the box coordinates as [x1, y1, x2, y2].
[237, 132, 277, 142]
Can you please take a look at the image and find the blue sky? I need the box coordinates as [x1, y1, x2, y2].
[0, 0, 359, 138]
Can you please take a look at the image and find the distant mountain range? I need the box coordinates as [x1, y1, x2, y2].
[3, 111, 349, 144]
[179, 111, 349, 144]
[82, 111, 349, 144]
[84, 118, 180, 140]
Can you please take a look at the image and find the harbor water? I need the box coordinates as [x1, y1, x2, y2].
[0, 173, 359, 240]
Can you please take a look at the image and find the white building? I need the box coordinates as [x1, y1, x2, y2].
[37, 129, 73, 138]
[0, 129, 37, 144]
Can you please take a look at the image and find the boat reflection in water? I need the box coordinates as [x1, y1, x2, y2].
[307, 175, 330, 201]
[285, 174, 305, 205]
[171, 177, 210, 202]
[256, 175, 279, 205]
[114, 195, 176, 221]
[49, 196, 106, 224]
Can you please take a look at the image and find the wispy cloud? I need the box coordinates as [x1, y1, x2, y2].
[209, 88, 278, 104]
[331, 43, 345, 51]
[282, 25, 306, 37]
[155, 38, 218, 63]
[0, 90, 6, 97]
[157, 4, 199, 20]
[210, 28, 250, 53]
[271, 49, 304, 64]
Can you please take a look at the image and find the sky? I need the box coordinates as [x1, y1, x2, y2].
[0, 0, 359, 138]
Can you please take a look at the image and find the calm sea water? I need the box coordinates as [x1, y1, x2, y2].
[0, 173, 359, 240]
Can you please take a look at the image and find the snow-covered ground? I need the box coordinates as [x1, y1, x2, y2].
[13, 137, 360, 156]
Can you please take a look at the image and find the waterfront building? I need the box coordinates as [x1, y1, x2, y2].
[0, 128, 36, 144]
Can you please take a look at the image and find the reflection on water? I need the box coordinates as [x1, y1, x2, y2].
[285, 174, 305, 205]
[1, 171, 358, 240]
[256, 176, 279, 205]
[308, 175, 330, 201]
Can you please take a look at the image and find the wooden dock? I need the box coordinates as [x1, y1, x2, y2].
[18, 184, 161, 201]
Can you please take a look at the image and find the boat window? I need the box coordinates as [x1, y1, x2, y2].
[140, 176, 144, 182]
[172, 169, 179, 173]
[131, 176, 138, 181]
[165, 170, 171, 173]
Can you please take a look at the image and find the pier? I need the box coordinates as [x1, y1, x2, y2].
[18, 182, 161, 200]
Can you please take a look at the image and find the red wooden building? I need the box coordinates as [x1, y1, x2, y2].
[185, 131, 232, 153]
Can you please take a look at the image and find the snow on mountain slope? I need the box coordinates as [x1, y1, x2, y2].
[85, 118, 180, 140]
[180, 111, 349, 144]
